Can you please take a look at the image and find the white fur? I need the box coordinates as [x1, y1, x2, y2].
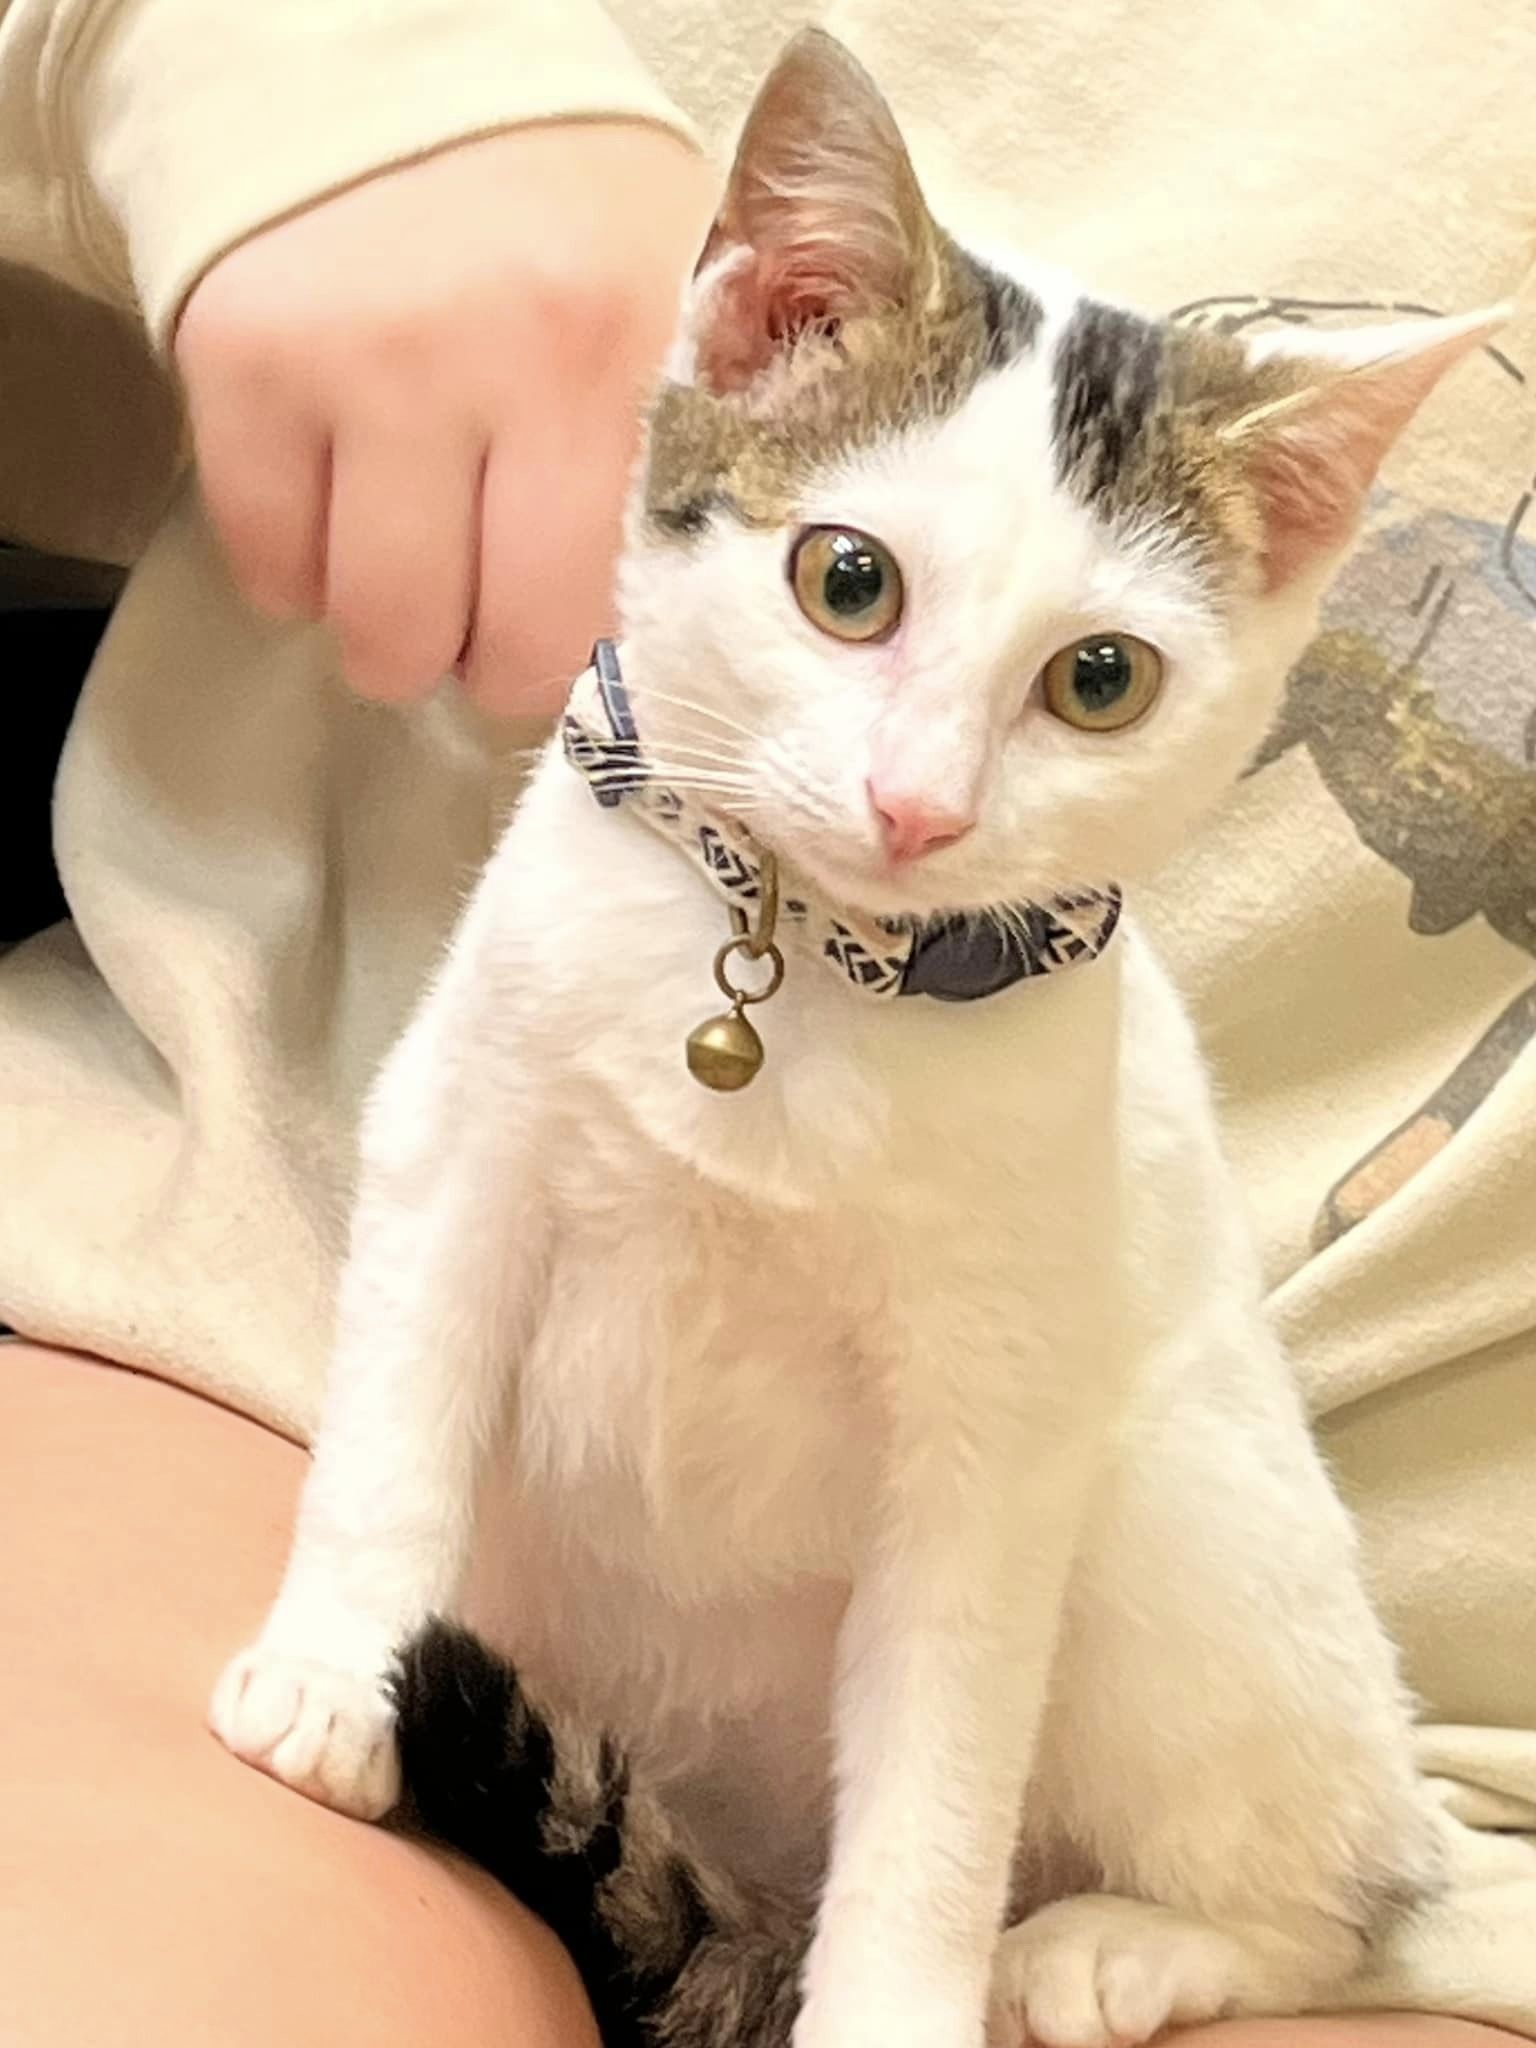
[211, 252, 1474, 2048]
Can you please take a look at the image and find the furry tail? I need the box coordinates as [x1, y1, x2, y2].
[391, 1622, 805, 2048]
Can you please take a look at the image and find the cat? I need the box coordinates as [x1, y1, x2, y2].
[209, 30, 1502, 2048]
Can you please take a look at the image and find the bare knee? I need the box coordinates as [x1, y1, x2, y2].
[0, 1342, 600, 2047]
[1171, 2018, 1530, 2048]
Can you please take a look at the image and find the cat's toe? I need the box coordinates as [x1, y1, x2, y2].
[210, 1644, 400, 1819]
[991, 1907, 1105, 2048]
[991, 1896, 1239, 2048]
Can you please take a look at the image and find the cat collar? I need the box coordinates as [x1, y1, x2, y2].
[562, 642, 1121, 1090]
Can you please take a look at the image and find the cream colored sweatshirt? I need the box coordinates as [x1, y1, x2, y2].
[1, 0, 1533, 2026]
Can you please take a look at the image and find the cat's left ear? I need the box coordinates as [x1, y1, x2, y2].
[683, 28, 942, 395]
[1224, 307, 1511, 591]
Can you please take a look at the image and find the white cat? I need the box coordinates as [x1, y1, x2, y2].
[211, 30, 1500, 2048]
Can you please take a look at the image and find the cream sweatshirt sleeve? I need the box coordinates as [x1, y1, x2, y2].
[0, 0, 695, 345]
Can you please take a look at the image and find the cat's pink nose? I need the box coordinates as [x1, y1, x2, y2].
[867, 783, 976, 865]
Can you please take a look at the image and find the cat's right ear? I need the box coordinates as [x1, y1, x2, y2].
[1222, 307, 1510, 592]
[683, 29, 940, 395]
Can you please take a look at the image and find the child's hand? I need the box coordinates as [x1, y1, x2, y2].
[176, 122, 713, 715]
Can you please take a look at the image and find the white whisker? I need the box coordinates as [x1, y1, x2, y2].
[626, 686, 764, 744]
[614, 756, 753, 782]
[639, 739, 754, 769]
[588, 769, 756, 797]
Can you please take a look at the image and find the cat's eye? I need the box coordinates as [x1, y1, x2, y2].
[789, 527, 904, 643]
[1040, 634, 1164, 732]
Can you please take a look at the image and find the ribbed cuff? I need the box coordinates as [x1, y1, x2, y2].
[71, 0, 697, 347]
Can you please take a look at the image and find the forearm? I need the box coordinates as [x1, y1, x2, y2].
[0, 0, 694, 338]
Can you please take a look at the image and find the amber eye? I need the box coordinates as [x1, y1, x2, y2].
[1040, 634, 1164, 732]
[789, 527, 904, 642]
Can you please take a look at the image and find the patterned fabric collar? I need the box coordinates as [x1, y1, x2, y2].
[561, 642, 1122, 1004]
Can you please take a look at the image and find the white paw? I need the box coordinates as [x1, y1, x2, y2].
[990, 1896, 1245, 2048]
[796, 1979, 977, 2048]
[209, 1644, 401, 1820]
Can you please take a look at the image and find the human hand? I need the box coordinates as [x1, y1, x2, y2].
[176, 122, 714, 715]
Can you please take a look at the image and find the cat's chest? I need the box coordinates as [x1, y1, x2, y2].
[514, 1142, 885, 1595]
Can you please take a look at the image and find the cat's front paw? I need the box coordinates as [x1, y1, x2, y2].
[209, 1644, 400, 1819]
[795, 1968, 981, 2048]
[990, 1896, 1244, 2048]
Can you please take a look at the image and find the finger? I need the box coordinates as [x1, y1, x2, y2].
[467, 419, 630, 717]
[190, 393, 329, 620]
[324, 428, 484, 702]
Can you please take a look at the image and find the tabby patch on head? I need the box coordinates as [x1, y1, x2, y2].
[644, 30, 1044, 537]
[643, 29, 1499, 615]
[637, 25, 1293, 574]
[1046, 304, 1283, 583]
[647, 242, 1041, 535]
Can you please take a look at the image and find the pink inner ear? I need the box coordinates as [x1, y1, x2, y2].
[761, 256, 839, 344]
[694, 253, 775, 392]
[693, 245, 849, 393]
[1248, 317, 1498, 592]
[1250, 426, 1372, 593]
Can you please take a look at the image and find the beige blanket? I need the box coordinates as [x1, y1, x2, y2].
[1, 0, 1532, 2023]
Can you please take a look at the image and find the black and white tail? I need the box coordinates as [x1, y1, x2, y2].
[391, 1622, 805, 2048]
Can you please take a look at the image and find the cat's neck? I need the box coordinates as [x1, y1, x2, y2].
[561, 644, 1123, 1010]
[512, 711, 1132, 1215]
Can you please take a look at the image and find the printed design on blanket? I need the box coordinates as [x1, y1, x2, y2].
[1177, 295, 1536, 1246]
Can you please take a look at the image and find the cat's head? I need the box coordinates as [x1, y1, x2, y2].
[616, 29, 1502, 919]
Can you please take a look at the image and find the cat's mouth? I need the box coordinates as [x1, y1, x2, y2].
[776, 816, 1112, 933]
[773, 833, 1007, 927]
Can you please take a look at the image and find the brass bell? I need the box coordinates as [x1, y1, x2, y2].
[686, 1006, 765, 1091]
[685, 854, 786, 1093]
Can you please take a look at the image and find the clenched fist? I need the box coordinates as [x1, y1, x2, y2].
[176, 122, 713, 714]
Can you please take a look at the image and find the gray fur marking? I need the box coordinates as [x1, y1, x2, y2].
[1051, 299, 1166, 507]
[643, 241, 1045, 541]
[972, 256, 1045, 369]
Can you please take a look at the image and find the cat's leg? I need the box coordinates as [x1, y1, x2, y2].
[794, 1283, 1111, 2048]
[992, 1310, 1441, 2048]
[210, 878, 550, 1819]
